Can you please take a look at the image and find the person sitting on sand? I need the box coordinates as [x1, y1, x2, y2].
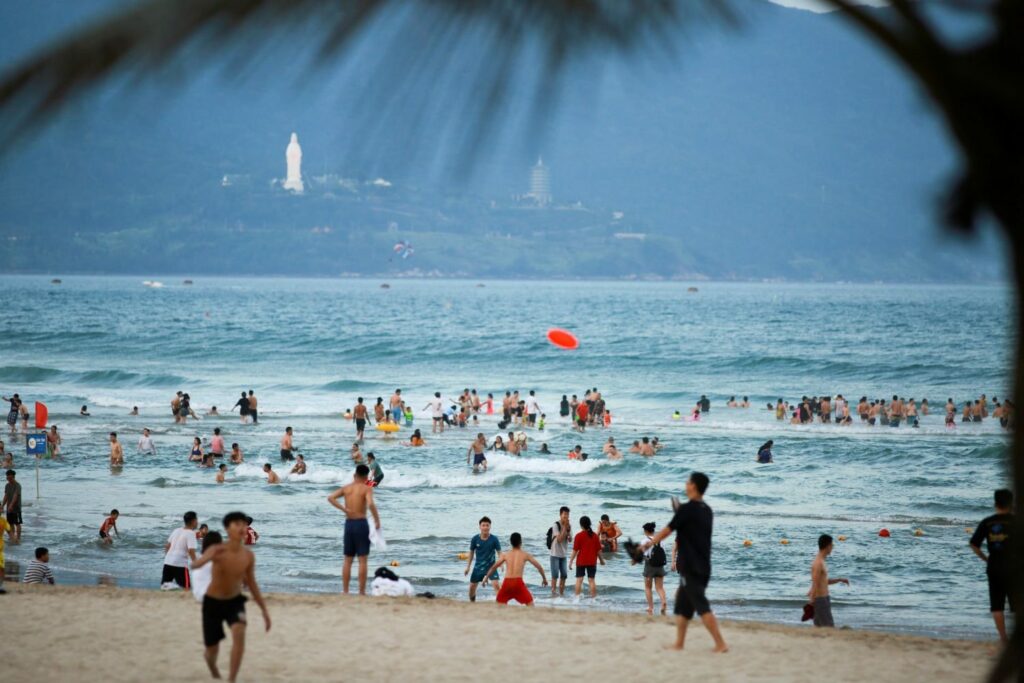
[230, 443, 243, 464]
[263, 463, 280, 484]
[99, 509, 119, 544]
[190, 511, 271, 683]
[290, 454, 307, 476]
[484, 532, 548, 606]
[598, 514, 622, 552]
[405, 430, 425, 447]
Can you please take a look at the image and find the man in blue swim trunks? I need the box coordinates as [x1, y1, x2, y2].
[327, 464, 381, 595]
[465, 516, 501, 601]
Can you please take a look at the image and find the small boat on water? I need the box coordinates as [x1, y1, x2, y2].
[380, 283, 391, 289]
[183, 279, 193, 285]
[50, 278, 62, 284]
[143, 280, 164, 288]
[687, 287, 699, 293]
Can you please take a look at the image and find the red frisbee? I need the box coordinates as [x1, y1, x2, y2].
[547, 328, 579, 350]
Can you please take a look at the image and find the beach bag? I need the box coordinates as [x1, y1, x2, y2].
[649, 543, 667, 568]
[546, 522, 560, 549]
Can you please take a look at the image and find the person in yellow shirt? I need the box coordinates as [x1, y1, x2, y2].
[0, 515, 11, 594]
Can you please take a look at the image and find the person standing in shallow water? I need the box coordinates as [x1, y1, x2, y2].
[247, 390, 258, 424]
[326, 464, 381, 595]
[232, 392, 249, 424]
[969, 489, 1015, 642]
[641, 472, 728, 653]
[809, 534, 849, 627]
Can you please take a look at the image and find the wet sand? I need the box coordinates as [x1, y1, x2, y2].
[5, 584, 992, 682]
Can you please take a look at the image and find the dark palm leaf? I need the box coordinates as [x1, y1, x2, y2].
[0, 0, 734, 157]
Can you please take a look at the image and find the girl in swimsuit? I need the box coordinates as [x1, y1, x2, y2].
[190, 437, 204, 462]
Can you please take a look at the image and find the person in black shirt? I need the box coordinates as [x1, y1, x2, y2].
[641, 471, 728, 653]
[969, 488, 1015, 642]
[232, 392, 250, 424]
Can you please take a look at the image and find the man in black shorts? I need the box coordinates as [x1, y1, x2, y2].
[642, 471, 728, 652]
[969, 488, 1015, 642]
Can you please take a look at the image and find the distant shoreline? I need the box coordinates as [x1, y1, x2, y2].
[0, 273, 1011, 287]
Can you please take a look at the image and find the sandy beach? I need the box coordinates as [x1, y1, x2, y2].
[5, 584, 991, 682]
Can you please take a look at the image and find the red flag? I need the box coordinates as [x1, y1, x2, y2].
[35, 401, 48, 429]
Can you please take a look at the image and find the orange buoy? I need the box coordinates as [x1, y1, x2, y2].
[742, 539, 753, 547]
[878, 528, 891, 538]
[546, 328, 579, 350]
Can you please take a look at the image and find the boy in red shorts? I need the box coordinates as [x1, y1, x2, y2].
[484, 532, 547, 606]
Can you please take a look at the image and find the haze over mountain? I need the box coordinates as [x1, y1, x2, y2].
[0, 0, 1007, 281]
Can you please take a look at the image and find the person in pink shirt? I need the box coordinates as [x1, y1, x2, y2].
[210, 428, 225, 457]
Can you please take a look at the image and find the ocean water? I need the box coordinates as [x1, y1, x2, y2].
[0, 275, 1014, 639]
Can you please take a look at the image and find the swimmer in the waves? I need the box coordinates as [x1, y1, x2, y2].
[290, 454, 307, 476]
[404, 429, 425, 447]
[468, 433, 488, 472]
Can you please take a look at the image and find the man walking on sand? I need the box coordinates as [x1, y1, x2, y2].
[642, 472, 728, 653]
[969, 489, 1015, 642]
[809, 534, 850, 627]
[326, 464, 381, 595]
[191, 511, 271, 683]
[484, 532, 548, 605]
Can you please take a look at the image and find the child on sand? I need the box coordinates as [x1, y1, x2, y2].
[99, 509, 119, 544]
[484, 532, 548, 606]
[191, 511, 271, 682]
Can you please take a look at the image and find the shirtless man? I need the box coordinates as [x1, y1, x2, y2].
[263, 463, 280, 485]
[467, 433, 488, 472]
[602, 437, 621, 460]
[247, 390, 258, 425]
[230, 443, 243, 464]
[327, 464, 381, 594]
[890, 395, 904, 427]
[389, 389, 403, 423]
[216, 464, 228, 484]
[484, 532, 548, 606]
[857, 397, 870, 422]
[348, 397, 369, 440]
[972, 400, 984, 422]
[109, 432, 124, 466]
[809, 534, 849, 627]
[191, 511, 271, 682]
[279, 426, 295, 460]
[171, 391, 183, 424]
[819, 396, 832, 423]
[639, 437, 655, 457]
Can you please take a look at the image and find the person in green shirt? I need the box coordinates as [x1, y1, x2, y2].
[366, 453, 384, 487]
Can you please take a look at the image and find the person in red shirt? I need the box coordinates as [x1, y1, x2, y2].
[244, 516, 259, 545]
[575, 402, 589, 432]
[569, 515, 605, 598]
